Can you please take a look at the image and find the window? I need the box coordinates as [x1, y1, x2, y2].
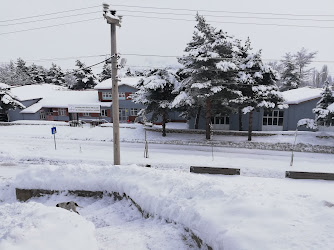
[263, 110, 283, 126]
[130, 108, 138, 116]
[40, 110, 46, 120]
[83, 113, 90, 116]
[59, 108, 66, 116]
[211, 116, 229, 125]
[46, 108, 53, 116]
[102, 92, 112, 100]
[101, 109, 108, 117]
[119, 108, 127, 121]
[119, 92, 125, 100]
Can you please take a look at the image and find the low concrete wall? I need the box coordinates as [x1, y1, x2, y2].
[16, 188, 212, 249]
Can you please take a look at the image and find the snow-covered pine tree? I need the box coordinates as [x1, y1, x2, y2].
[46, 63, 65, 86]
[71, 60, 97, 90]
[133, 68, 179, 137]
[15, 58, 31, 85]
[175, 14, 240, 139]
[232, 48, 287, 141]
[280, 53, 301, 91]
[97, 60, 111, 82]
[0, 83, 25, 121]
[28, 64, 46, 84]
[313, 81, 334, 126]
[0, 61, 18, 86]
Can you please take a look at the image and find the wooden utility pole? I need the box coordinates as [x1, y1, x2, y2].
[103, 4, 121, 165]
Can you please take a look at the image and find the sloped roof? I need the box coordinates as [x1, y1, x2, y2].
[17, 88, 110, 114]
[94, 77, 143, 90]
[10, 84, 67, 101]
[282, 87, 323, 105]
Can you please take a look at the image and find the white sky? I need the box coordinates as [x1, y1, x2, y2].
[1, 0, 334, 75]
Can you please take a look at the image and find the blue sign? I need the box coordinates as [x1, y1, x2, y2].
[51, 127, 57, 134]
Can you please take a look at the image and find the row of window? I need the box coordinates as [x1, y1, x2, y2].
[211, 110, 285, 126]
[40, 108, 139, 120]
[102, 92, 128, 100]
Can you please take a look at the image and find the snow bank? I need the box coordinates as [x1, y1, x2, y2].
[13, 164, 334, 250]
[0, 202, 98, 250]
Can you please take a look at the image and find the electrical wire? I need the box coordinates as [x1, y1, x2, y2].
[112, 4, 334, 18]
[0, 5, 101, 23]
[117, 9, 334, 22]
[122, 14, 334, 29]
[0, 11, 101, 27]
[0, 17, 103, 36]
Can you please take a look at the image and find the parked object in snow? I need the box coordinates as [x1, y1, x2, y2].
[56, 201, 82, 214]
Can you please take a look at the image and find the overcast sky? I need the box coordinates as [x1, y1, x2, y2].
[1, 0, 334, 75]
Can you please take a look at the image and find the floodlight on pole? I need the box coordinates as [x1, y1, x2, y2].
[103, 3, 121, 165]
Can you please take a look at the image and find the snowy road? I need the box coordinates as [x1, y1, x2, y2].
[0, 134, 333, 180]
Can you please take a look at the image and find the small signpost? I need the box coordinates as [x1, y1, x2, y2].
[144, 129, 149, 158]
[51, 127, 57, 150]
[290, 128, 298, 166]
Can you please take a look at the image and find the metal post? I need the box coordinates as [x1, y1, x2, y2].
[53, 134, 57, 150]
[110, 23, 120, 165]
[290, 128, 298, 166]
[144, 129, 149, 158]
[103, 4, 121, 165]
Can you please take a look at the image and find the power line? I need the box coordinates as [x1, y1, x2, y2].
[117, 9, 334, 22]
[121, 53, 334, 64]
[112, 4, 334, 18]
[0, 17, 102, 36]
[0, 11, 100, 27]
[122, 14, 334, 29]
[0, 5, 100, 23]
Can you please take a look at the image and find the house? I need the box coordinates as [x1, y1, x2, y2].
[189, 87, 324, 131]
[7, 77, 142, 123]
[94, 77, 145, 122]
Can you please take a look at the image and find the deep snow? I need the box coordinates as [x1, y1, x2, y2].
[0, 122, 334, 250]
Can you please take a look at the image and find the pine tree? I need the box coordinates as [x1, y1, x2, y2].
[97, 61, 111, 82]
[71, 60, 97, 90]
[15, 58, 30, 85]
[28, 64, 46, 84]
[46, 63, 65, 86]
[232, 48, 287, 141]
[313, 81, 334, 126]
[280, 53, 301, 91]
[133, 68, 179, 137]
[0, 83, 25, 121]
[175, 14, 240, 139]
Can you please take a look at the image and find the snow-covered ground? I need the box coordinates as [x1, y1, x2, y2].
[0, 122, 334, 249]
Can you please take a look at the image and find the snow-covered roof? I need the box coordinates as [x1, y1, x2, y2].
[10, 84, 67, 101]
[281, 87, 323, 105]
[94, 77, 143, 90]
[20, 90, 111, 114]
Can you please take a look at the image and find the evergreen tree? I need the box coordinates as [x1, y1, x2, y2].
[0, 61, 18, 86]
[313, 81, 334, 126]
[133, 68, 179, 137]
[232, 49, 287, 141]
[0, 83, 25, 121]
[97, 61, 111, 82]
[71, 60, 96, 90]
[280, 53, 301, 91]
[46, 63, 65, 86]
[15, 58, 30, 85]
[28, 64, 46, 84]
[175, 14, 240, 139]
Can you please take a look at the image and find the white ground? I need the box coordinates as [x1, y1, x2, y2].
[0, 121, 334, 250]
